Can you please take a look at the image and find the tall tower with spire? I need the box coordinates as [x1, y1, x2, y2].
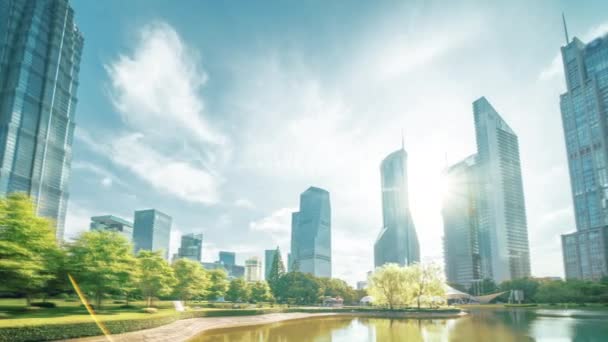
[374, 142, 420, 268]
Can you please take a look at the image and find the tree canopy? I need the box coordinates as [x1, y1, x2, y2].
[172, 258, 208, 303]
[137, 250, 176, 307]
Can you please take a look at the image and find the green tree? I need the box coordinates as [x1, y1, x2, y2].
[206, 269, 229, 300]
[137, 250, 176, 307]
[172, 258, 208, 303]
[274, 272, 321, 305]
[368, 263, 410, 310]
[406, 263, 445, 309]
[499, 278, 540, 303]
[249, 281, 274, 302]
[0, 193, 60, 305]
[226, 278, 250, 302]
[67, 230, 137, 308]
[267, 247, 285, 297]
[318, 278, 357, 304]
[469, 278, 498, 296]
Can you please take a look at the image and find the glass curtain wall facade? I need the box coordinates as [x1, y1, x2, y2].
[177, 233, 203, 262]
[374, 146, 420, 267]
[560, 32, 608, 280]
[264, 249, 276, 280]
[90, 215, 133, 242]
[442, 154, 481, 288]
[474, 97, 531, 282]
[133, 209, 172, 260]
[0, 0, 83, 241]
[290, 186, 332, 277]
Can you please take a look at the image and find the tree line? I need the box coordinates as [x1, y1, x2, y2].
[0, 194, 365, 308]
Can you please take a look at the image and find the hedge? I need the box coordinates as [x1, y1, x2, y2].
[0, 309, 281, 342]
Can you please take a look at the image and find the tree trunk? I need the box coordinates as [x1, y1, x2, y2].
[417, 293, 421, 309]
[147, 296, 152, 308]
[26, 294, 32, 306]
[95, 291, 102, 310]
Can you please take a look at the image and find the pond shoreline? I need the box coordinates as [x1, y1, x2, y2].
[61, 310, 465, 342]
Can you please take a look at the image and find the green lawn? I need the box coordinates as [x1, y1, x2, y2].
[0, 298, 177, 327]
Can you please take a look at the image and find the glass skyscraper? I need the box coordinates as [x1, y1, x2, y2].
[133, 209, 172, 260]
[0, 0, 83, 241]
[559, 29, 608, 281]
[473, 97, 531, 282]
[442, 154, 481, 288]
[264, 248, 277, 280]
[219, 251, 235, 266]
[177, 233, 203, 262]
[374, 145, 420, 268]
[290, 186, 331, 277]
[90, 215, 133, 242]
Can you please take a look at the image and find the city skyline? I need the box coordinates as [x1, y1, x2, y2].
[58, 0, 608, 284]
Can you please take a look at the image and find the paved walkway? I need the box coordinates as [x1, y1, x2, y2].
[62, 313, 336, 342]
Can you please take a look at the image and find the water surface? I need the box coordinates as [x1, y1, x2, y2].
[192, 308, 608, 341]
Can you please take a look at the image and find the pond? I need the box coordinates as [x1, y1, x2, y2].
[191, 308, 608, 341]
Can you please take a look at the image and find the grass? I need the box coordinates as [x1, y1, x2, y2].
[0, 298, 177, 328]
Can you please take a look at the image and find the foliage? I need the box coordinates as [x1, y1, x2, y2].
[29, 302, 56, 308]
[0, 193, 60, 304]
[317, 278, 357, 304]
[499, 278, 539, 303]
[172, 259, 208, 303]
[136, 250, 176, 307]
[205, 269, 229, 300]
[407, 263, 445, 309]
[66, 230, 137, 308]
[468, 278, 498, 296]
[249, 281, 274, 302]
[274, 272, 322, 305]
[226, 278, 250, 302]
[267, 247, 285, 297]
[142, 307, 158, 314]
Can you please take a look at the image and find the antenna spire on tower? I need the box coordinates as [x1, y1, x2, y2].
[562, 12, 570, 44]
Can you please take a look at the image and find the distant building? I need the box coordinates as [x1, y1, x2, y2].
[230, 265, 245, 279]
[177, 233, 203, 262]
[442, 155, 481, 288]
[0, 0, 84, 241]
[374, 143, 420, 268]
[356, 281, 368, 290]
[559, 23, 608, 281]
[245, 257, 262, 282]
[90, 215, 134, 242]
[201, 261, 223, 271]
[265, 249, 277, 280]
[287, 252, 293, 272]
[291, 186, 332, 277]
[219, 251, 236, 266]
[133, 209, 172, 260]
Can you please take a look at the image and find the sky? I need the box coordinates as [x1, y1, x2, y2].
[65, 0, 608, 285]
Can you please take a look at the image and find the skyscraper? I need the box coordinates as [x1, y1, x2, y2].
[559, 26, 608, 281]
[374, 144, 420, 268]
[177, 233, 203, 262]
[90, 215, 133, 242]
[133, 209, 172, 260]
[473, 97, 531, 282]
[264, 249, 277, 280]
[245, 256, 262, 282]
[442, 98, 531, 285]
[442, 155, 481, 288]
[290, 186, 332, 277]
[0, 0, 83, 241]
[219, 251, 235, 266]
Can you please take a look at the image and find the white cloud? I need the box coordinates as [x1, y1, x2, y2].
[72, 160, 126, 188]
[86, 21, 228, 204]
[105, 21, 225, 146]
[234, 198, 255, 209]
[64, 203, 93, 241]
[249, 208, 295, 253]
[101, 177, 113, 187]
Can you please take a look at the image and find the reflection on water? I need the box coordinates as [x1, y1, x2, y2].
[192, 309, 608, 342]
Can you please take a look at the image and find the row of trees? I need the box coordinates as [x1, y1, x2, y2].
[0, 194, 365, 308]
[367, 263, 446, 309]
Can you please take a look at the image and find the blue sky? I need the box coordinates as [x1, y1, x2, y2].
[66, 0, 608, 285]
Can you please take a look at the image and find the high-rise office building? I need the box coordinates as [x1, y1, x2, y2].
[473, 97, 531, 282]
[442, 155, 481, 288]
[442, 98, 531, 284]
[287, 252, 292, 272]
[0, 0, 83, 241]
[133, 209, 172, 260]
[245, 256, 262, 282]
[374, 143, 420, 268]
[559, 25, 608, 280]
[219, 251, 235, 266]
[177, 233, 203, 262]
[290, 186, 332, 277]
[90, 215, 133, 242]
[265, 249, 277, 280]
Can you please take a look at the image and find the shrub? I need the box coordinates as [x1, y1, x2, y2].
[119, 304, 137, 309]
[64, 298, 79, 302]
[30, 302, 56, 308]
[113, 300, 126, 304]
[142, 308, 158, 314]
[0, 312, 10, 319]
